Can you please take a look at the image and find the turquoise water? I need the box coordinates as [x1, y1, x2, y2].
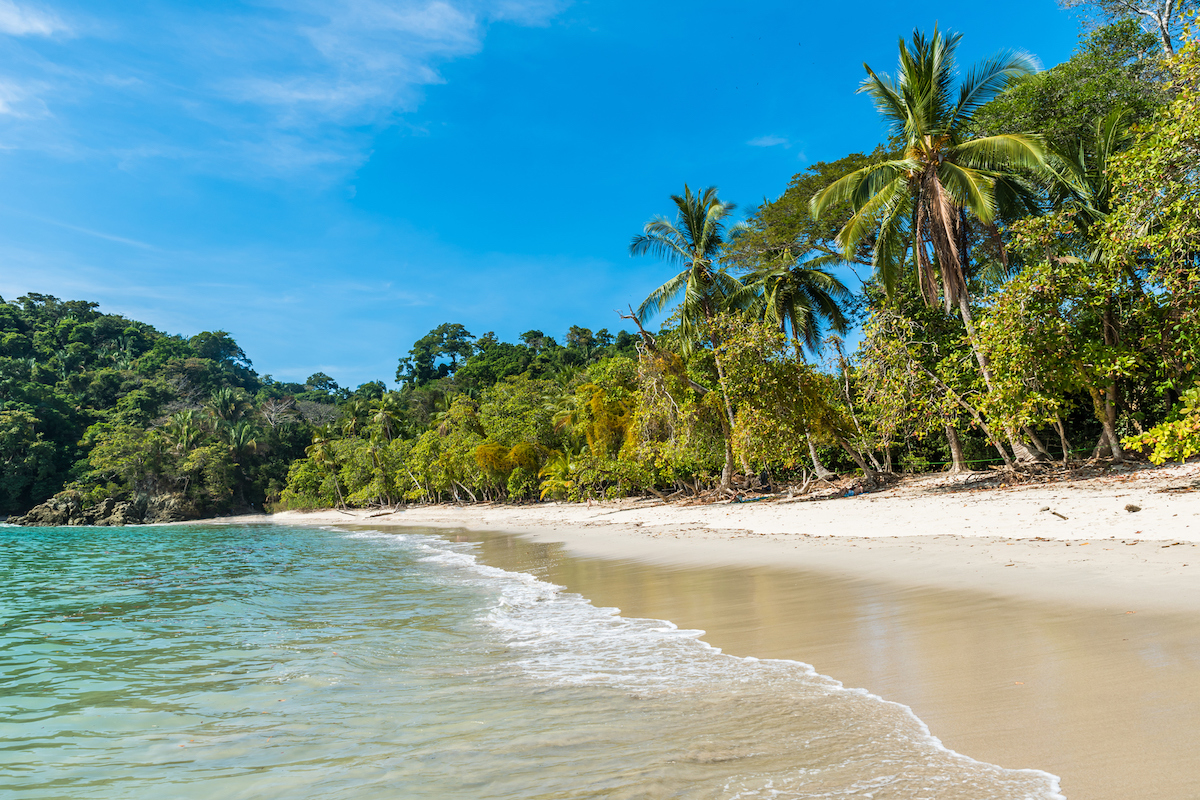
[0, 524, 1063, 799]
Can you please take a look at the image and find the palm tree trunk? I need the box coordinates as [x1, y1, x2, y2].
[1023, 426, 1053, 459]
[945, 423, 968, 472]
[330, 470, 345, 508]
[806, 432, 837, 479]
[956, 295, 1041, 464]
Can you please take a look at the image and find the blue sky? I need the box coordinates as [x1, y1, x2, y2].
[0, 0, 1082, 389]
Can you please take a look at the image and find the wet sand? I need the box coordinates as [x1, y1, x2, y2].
[460, 530, 1200, 800]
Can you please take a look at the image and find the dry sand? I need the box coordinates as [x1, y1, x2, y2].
[208, 460, 1200, 799]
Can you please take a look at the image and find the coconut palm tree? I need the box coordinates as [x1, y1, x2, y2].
[747, 261, 852, 357]
[166, 410, 203, 454]
[207, 387, 251, 425]
[371, 392, 405, 442]
[631, 185, 755, 488]
[811, 27, 1047, 461]
[306, 425, 344, 508]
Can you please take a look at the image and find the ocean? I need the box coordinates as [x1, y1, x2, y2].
[0, 523, 1063, 799]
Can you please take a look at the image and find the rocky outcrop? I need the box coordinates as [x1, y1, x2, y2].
[144, 494, 199, 524]
[10, 493, 82, 526]
[6, 493, 202, 526]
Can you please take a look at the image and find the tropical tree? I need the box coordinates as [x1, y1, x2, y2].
[747, 262, 852, 356]
[165, 410, 203, 454]
[811, 27, 1047, 461]
[631, 185, 754, 487]
[371, 392, 404, 441]
[207, 387, 252, 425]
[305, 425, 344, 508]
[1046, 109, 1138, 460]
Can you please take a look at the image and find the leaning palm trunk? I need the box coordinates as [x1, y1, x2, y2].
[837, 437, 879, 485]
[955, 295, 1043, 464]
[806, 432, 837, 479]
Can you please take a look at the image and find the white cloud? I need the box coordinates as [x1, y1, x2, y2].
[747, 134, 790, 148]
[0, 0, 568, 178]
[0, 77, 48, 117]
[0, 0, 68, 36]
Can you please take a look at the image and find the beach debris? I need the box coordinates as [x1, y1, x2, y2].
[1039, 506, 1050, 512]
[1124, 504, 1141, 512]
[1051, 511, 1069, 520]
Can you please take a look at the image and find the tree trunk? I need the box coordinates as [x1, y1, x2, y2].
[710, 334, 750, 483]
[956, 295, 1042, 463]
[806, 432, 837, 479]
[1053, 413, 1073, 466]
[1104, 382, 1125, 462]
[1023, 426, 1053, 459]
[330, 472, 345, 509]
[945, 423, 968, 473]
[837, 436, 879, 486]
[917, 360, 1014, 469]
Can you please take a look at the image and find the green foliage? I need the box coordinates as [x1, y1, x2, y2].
[973, 20, 1164, 152]
[0, 293, 331, 519]
[1106, 22, 1200, 301]
[1124, 386, 1200, 463]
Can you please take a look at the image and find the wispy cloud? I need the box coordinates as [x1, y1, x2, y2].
[747, 134, 790, 148]
[0, 205, 156, 248]
[0, 0, 566, 177]
[0, 0, 69, 37]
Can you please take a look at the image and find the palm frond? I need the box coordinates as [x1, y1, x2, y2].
[949, 50, 1040, 133]
[635, 269, 690, 323]
[952, 133, 1046, 172]
[938, 162, 995, 223]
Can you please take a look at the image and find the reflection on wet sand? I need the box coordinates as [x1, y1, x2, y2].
[464, 529, 1200, 800]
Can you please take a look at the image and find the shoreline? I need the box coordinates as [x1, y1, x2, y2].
[188, 462, 1200, 800]
[211, 460, 1200, 613]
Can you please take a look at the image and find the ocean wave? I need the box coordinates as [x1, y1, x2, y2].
[343, 528, 1065, 800]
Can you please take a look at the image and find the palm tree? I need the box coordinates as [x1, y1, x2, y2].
[306, 425, 344, 508]
[1048, 108, 1134, 242]
[340, 398, 371, 438]
[631, 185, 754, 488]
[811, 27, 1047, 461]
[223, 420, 260, 506]
[371, 393, 404, 442]
[748, 262, 851, 357]
[207, 387, 251, 425]
[166, 410, 203, 454]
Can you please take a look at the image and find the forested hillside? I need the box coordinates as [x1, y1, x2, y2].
[0, 293, 343, 523]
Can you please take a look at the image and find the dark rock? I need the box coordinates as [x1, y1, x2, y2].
[17, 493, 83, 526]
[144, 494, 199, 524]
[95, 497, 116, 518]
[104, 501, 143, 526]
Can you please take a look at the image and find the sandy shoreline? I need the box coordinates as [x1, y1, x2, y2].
[219, 460, 1200, 613]
[197, 462, 1200, 799]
